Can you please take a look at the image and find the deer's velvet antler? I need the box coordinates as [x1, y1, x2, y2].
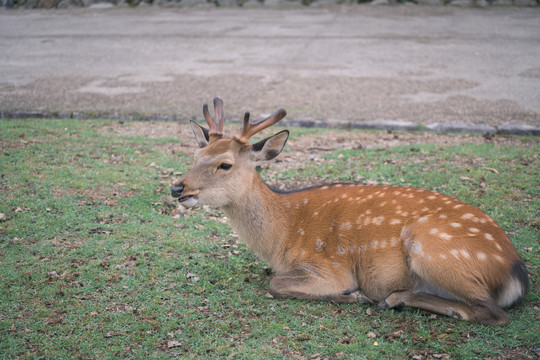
[202, 97, 224, 139]
[233, 108, 287, 144]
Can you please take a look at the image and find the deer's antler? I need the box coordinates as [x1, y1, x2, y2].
[234, 108, 287, 144]
[203, 97, 224, 138]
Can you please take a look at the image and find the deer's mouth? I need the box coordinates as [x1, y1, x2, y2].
[178, 195, 198, 207]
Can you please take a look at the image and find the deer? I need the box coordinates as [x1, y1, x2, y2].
[171, 98, 529, 325]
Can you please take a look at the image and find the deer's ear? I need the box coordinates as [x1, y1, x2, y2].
[251, 130, 289, 161]
[190, 121, 210, 148]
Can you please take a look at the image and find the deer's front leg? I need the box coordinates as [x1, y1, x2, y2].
[268, 265, 372, 304]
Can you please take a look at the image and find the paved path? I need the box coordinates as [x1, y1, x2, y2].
[1, 6, 539, 129]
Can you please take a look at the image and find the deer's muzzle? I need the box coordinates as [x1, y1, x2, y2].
[170, 184, 184, 198]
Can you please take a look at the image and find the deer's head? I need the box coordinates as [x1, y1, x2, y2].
[171, 98, 289, 208]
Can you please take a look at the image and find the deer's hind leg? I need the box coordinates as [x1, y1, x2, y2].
[269, 265, 372, 304]
[378, 290, 508, 325]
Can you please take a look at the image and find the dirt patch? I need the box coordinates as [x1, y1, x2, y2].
[106, 119, 538, 155]
[103, 120, 538, 191]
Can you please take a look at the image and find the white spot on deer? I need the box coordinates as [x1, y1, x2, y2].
[495, 243, 502, 251]
[400, 211, 409, 217]
[439, 214, 448, 219]
[452, 204, 463, 209]
[315, 238, 325, 251]
[333, 198, 339, 203]
[285, 202, 291, 209]
[303, 199, 309, 205]
[335, 184, 343, 188]
[450, 222, 462, 228]
[444, 200, 452, 205]
[339, 222, 352, 230]
[440, 232, 453, 241]
[477, 252, 487, 261]
[390, 237, 398, 247]
[364, 217, 372, 226]
[332, 262, 340, 268]
[394, 191, 401, 195]
[468, 227, 480, 233]
[372, 216, 384, 226]
[390, 219, 401, 225]
[493, 254, 505, 263]
[461, 213, 474, 220]
[300, 249, 305, 256]
[313, 212, 318, 217]
[298, 228, 304, 236]
[337, 245, 345, 255]
[417, 199, 425, 204]
[429, 228, 439, 235]
[341, 193, 348, 199]
[380, 240, 387, 248]
[366, 210, 372, 215]
[321, 186, 329, 190]
[418, 216, 429, 223]
[449, 249, 459, 259]
[378, 192, 386, 198]
[439, 253, 447, 259]
[367, 194, 373, 200]
[428, 195, 437, 200]
[391, 199, 397, 204]
[459, 249, 471, 259]
[485, 233, 494, 240]
[379, 201, 388, 207]
[410, 242, 423, 256]
[371, 240, 379, 249]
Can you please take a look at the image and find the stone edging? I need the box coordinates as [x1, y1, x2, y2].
[2, 110, 539, 136]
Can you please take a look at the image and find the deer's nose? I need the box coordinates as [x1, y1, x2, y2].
[171, 184, 184, 198]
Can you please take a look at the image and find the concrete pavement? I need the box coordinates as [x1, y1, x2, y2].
[1, 6, 539, 133]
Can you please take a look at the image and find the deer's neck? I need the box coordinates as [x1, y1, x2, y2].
[223, 171, 290, 273]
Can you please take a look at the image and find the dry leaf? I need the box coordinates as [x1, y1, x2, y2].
[167, 340, 182, 348]
[365, 308, 373, 316]
[47, 271, 60, 280]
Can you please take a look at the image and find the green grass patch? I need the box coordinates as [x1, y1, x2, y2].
[0, 119, 538, 359]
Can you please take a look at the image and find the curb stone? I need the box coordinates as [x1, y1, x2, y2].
[424, 122, 496, 135]
[351, 120, 419, 132]
[1, 111, 539, 136]
[496, 123, 540, 137]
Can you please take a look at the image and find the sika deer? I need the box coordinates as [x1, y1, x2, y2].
[171, 98, 528, 325]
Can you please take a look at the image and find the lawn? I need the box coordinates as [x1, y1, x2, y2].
[0, 118, 538, 359]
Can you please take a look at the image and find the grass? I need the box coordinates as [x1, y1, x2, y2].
[0, 119, 538, 359]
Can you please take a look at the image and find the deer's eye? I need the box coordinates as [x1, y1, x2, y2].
[218, 163, 233, 171]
